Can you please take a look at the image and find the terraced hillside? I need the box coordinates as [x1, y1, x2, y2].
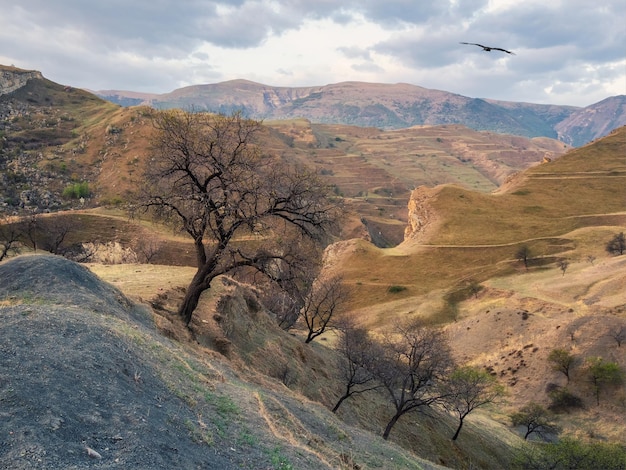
[1, 69, 570, 247]
[327, 126, 625, 316]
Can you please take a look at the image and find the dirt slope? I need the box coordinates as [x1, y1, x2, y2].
[446, 254, 626, 442]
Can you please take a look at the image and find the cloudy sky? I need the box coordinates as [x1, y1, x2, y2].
[1, 0, 624, 107]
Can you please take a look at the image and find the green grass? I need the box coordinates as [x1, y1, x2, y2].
[267, 446, 294, 470]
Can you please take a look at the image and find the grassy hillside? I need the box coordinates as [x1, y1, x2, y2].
[3, 254, 527, 470]
[334, 126, 626, 316]
[2, 74, 625, 468]
[1, 77, 570, 246]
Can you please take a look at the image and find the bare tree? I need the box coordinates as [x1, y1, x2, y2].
[510, 402, 560, 440]
[516, 245, 532, 270]
[547, 349, 576, 383]
[332, 321, 381, 413]
[586, 255, 596, 265]
[374, 321, 453, 440]
[64, 241, 100, 263]
[442, 366, 504, 440]
[39, 216, 74, 255]
[134, 236, 163, 263]
[557, 259, 569, 276]
[261, 285, 302, 330]
[0, 216, 22, 261]
[567, 328, 577, 342]
[467, 279, 483, 298]
[138, 110, 338, 325]
[302, 275, 346, 343]
[21, 214, 41, 251]
[608, 326, 626, 348]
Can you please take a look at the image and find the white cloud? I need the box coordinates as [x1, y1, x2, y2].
[0, 0, 623, 106]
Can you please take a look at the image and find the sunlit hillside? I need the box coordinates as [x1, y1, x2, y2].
[332, 126, 626, 319]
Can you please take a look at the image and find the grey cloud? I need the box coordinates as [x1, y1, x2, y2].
[337, 46, 372, 60]
[471, 1, 626, 62]
[374, 31, 465, 69]
[351, 62, 384, 74]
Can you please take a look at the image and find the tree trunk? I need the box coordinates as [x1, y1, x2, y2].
[382, 412, 402, 440]
[178, 242, 217, 325]
[452, 417, 464, 441]
[178, 278, 208, 325]
[178, 261, 214, 325]
[332, 388, 352, 413]
[194, 237, 207, 267]
[332, 396, 347, 414]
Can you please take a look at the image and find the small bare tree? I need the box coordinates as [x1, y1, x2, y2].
[0, 216, 22, 261]
[557, 259, 569, 276]
[302, 274, 347, 343]
[374, 321, 453, 440]
[21, 214, 41, 251]
[510, 403, 560, 440]
[606, 232, 626, 256]
[516, 245, 532, 270]
[261, 285, 302, 330]
[135, 236, 163, 263]
[332, 320, 381, 413]
[608, 326, 626, 348]
[39, 216, 74, 255]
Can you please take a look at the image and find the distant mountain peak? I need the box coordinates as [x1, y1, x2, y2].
[86, 76, 626, 146]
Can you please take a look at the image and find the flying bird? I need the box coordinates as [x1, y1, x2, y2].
[460, 42, 515, 55]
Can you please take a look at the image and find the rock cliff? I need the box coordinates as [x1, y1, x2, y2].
[0, 66, 43, 96]
[404, 186, 440, 242]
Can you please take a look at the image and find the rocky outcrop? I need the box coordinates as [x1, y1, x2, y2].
[0, 67, 43, 96]
[404, 186, 440, 242]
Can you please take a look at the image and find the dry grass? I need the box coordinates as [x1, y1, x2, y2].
[330, 127, 626, 324]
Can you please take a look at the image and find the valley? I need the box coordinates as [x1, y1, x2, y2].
[1, 65, 626, 469]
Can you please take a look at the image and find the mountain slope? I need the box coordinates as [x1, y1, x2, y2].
[1, 66, 571, 249]
[96, 79, 624, 146]
[100, 80, 576, 139]
[554, 95, 626, 147]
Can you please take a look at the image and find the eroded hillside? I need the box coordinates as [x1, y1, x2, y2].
[1, 66, 572, 248]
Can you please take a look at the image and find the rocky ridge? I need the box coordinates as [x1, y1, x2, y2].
[0, 67, 43, 96]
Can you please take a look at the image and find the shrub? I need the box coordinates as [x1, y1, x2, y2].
[387, 285, 407, 293]
[548, 387, 584, 412]
[606, 232, 626, 255]
[62, 182, 90, 199]
[514, 437, 626, 470]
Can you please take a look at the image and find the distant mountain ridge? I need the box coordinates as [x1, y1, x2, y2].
[96, 79, 626, 146]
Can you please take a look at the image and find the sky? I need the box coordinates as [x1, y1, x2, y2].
[1, 0, 625, 107]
